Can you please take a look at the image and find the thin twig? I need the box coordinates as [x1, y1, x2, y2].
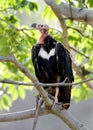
[68, 0, 73, 20]
[0, 17, 89, 59]
[0, 54, 51, 107]
[70, 46, 89, 59]
[67, 26, 89, 38]
[0, 78, 93, 88]
[0, 7, 13, 12]
[49, 26, 89, 59]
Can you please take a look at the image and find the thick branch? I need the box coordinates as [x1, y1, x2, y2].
[44, 0, 93, 26]
[0, 108, 49, 122]
[0, 106, 89, 130]
[0, 54, 37, 83]
[0, 54, 89, 129]
[0, 54, 51, 107]
[51, 107, 89, 130]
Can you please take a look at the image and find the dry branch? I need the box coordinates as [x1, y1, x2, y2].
[0, 78, 93, 88]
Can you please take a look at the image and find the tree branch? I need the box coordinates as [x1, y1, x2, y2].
[0, 54, 51, 107]
[70, 46, 89, 59]
[0, 78, 93, 88]
[51, 106, 89, 130]
[43, 0, 93, 26]
[0, 107, 49, 122]
[50, 26, 89, 59]
[0, 54, 37, 83]
[43, 0, 93, 90]
[0, 106, 89, 130]
[0, 17, 89, 59]
[0, 54, 90, 129]
[0, 2, 90, 129]
[67, 26, 89, 38]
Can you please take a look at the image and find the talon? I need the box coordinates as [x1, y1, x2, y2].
[62, 103, 70, 110]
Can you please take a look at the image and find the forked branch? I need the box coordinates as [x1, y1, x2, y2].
[0, 54, 89, 130]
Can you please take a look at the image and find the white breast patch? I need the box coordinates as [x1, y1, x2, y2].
[38, 47, 55, 60]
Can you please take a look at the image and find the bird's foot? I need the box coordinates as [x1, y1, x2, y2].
[62, 103, 70, 110]
[48, 94, 59, 108]
[52, 96, 59, 108]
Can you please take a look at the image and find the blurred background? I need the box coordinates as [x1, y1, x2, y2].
[0, 0, 93, 129]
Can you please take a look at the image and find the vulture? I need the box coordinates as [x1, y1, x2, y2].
[31, 23, 74, 109]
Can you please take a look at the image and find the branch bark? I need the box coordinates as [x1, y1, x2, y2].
[0, 78, 93, 88]
[0, 54, 51, 107]
[43, 0, 93, 26]
[0, 106, 89, 130]
[51, 106, 89, 130]
[0, 107, 49, 122]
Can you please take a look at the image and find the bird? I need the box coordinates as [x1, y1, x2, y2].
[31, 23, 74, 109]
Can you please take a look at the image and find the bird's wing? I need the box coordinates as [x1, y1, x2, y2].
[55, 42, 74, 82]
[31, 44, 40, 63]
[31, 44, 42, 80]
[31, 44, 50, 82]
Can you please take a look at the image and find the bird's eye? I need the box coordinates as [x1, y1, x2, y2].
[41, 25, 43, 27]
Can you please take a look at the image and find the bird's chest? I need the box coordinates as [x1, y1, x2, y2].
[38, 47, 55, 60]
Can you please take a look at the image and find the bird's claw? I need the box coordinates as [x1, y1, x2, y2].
[62, 103, 70, 110]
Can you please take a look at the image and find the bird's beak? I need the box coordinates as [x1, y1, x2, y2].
[31, 23, 49, 34]
[31, 23, 37, 29]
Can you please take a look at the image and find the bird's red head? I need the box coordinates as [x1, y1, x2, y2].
[31, 23, 49, 44]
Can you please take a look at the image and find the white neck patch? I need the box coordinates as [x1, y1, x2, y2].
[38, 47, 55, 60]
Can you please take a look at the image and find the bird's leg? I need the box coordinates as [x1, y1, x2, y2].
[52, 87, 59, 107]
[55, 87, 59, 103]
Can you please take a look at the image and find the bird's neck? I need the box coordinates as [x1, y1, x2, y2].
[38, 31, 49, 44]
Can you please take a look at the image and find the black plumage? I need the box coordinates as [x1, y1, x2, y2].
[31, 24, 74, 109]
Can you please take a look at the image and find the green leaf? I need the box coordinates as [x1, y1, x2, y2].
[12, 89, 18, 101]
[82, 47, 87, 53]
[86, 0, 93, 8]
[18, 87, 26, 99]
[20, 0, 28, 8]
[0, 46, 11, 55]
[9, 15, 18, 24]
[7, 85, 15, 94]
[0, 95, 12, 111]
[76, 54, 83, 63]
[42, 5, 57, 21]
[16, 45, 23, 51]
[28, 2, 38, 12]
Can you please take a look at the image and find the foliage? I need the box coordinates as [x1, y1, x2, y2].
[0, 0, 93, 110]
